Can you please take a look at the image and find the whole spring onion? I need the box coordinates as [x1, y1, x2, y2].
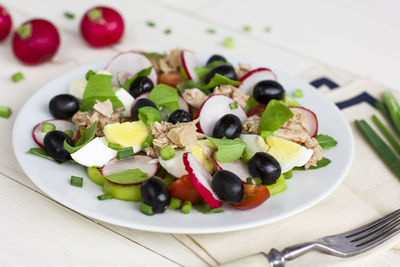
[355, 120, 400, 179]
[382, 91, 400, 136]
[372, 115, 400, 155]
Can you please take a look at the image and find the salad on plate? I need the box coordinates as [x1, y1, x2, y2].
[28, 49, 337, 215]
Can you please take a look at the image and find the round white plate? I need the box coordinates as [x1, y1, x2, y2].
[13, 53, 354, 234]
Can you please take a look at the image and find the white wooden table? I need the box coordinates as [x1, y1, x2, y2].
[1, 0, 400, 266]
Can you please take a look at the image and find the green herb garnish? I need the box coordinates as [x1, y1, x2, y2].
[224, 37, 235, 49]
[148, 84, 179, 113]
[193, 202, 224, 214]
[293, 158, 332, 170]
[315, 134, 338, 150]
[64, 122, 97, 154]
[258, 99, 293, 134]
[64, 12, 75, 19]
[265, 26, 272, 32]
[105, 169, 148, 185]
[177, 80, 204, 93]
[97, 193, 113, 200]
[117, 147, 134, 160]
[70, 176, 83, 187]
[119, 67, 152, 90]
[80, 74, 123, 111]
[200, 73, 242, 92]
[141, 52, 163, 59]
[12, 72, 24, 83]
[138, 106, 162, 128]
[0, 106, 12, 118]
[207, 137, 246, 162]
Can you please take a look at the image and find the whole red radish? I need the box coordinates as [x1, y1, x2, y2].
[12, 19, 60, 65]
[80, 6, 124, 47]
[0, 5, 12, 41]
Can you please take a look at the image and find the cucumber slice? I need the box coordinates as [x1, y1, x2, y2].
[103, 180, 141, 201]
[87, 167, 106, 186]
[266, 174, 286, 196]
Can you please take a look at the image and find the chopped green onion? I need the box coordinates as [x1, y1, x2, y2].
[182, 201, 192, 214]
[229, 102, 238, 110]
[241, 150, 253, 163]
[64, 12, 75, 19]
[70, 176, 83, 187]
[243, 25, 251, 32]
[140, 202, 154, 215]
[261, 131, 274, 139]
[246, 177, 262, 185]
[64, 130, 73, 139]
[355, 120, 400, 179]
[372, 115, 400, 155]
[293, 89, 303, 98]
[223, 37, 235, 49]
[41, 123, 56, 133]
[141, 135, 154, 150]
[97, 193, 113, 200]
[85, 69, 95, 80]
[382, 91, 400, 136]
[12, 72, 24, 83]
[108, 142, 121, 150]
[264, 26, 272, 32]
[164, 28, 172, 35]
[168, 198, 182, 210]
[283, 170, 293, 179]
[147, 21, 156, 27]
[0, 106, 12, 118]
[117, 147, 134, 160]
[206, 28, 216, 34]
[160, 145, 175, 160]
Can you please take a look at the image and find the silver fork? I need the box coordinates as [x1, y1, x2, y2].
[220, 208, 400, 267]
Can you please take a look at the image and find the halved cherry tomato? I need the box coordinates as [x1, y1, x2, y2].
[168, 174, 203, 203]
[75, 127, 85, 142]
[158, 72, 185, 88]
[247, 104, 266, 117]
[231, 184, 270, 210]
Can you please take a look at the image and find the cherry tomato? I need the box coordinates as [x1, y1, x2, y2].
[158, 72, 185, 88]
[168, 174, 203, 203]
[247, 104, 266, 117]
[231, 184, 270, 210]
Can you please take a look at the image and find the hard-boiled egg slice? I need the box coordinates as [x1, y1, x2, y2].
[115, 88, 135, 117]
[185, 140, 215, 173]
[240, 134, 268, 154]
[265, 136, 313, 172]
[103, 121, 148, 152]
[71, 137, 117, 167]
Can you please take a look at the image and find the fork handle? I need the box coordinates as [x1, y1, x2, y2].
[219, 242, 326, 267]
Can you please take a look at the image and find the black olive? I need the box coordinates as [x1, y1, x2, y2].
[128, 76, 154, 98]
[204, 65, 237, 84]
[253, 80, 285, 104]
[131, 98, 158, 120]
[212, 170, 244, 203]
[212, 114, 242, 139]
[168, 109, 192, 124]
[43, 130, 74, 163]
[49, 94, 80, 119]
[206, 54, 227, 65]
[141, 177, 170, 213]
[248, 152, 281, 185]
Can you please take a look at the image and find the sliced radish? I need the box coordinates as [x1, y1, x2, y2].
[181, 50, 201, 82]
[159, 150, 187, 178]
[183, 152, 222, 209]
[105, 51, 158, 87]
[196, 94, 247, 136]
[289, 106, 318, 137]
[100, 155, 159, 185]
[32, 119, 77, 147]
[238, 68, 277, 95]
[214, 154, 250, 183]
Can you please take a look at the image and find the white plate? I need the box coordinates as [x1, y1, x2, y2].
[13, 53, 354, 234]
